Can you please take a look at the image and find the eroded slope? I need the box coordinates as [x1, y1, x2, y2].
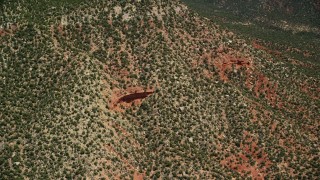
[0, 0, 319, 179]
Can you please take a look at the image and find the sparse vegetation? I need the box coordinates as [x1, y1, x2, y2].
[0, 0, 319, 179]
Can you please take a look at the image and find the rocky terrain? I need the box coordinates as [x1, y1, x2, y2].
[0, 0, 319, 179]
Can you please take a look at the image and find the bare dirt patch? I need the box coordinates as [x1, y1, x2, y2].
[213, 54, 251, 82]
[133, 171, 145, 180]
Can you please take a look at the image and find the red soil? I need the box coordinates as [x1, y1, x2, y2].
[290, 59, 314, 68]
[201, 44, 280, 108]
[251, 108, 258, 123]
[202, 69, 213, 79]
[298, 80, 320, 100]
[221, 131, 272, 179]
[0, 28, 4, 36]
[250, 73, 278, 107]
[214, 54, 252, 82]
[252, 40, 281, 56]
[0, 28, 10, 37]
[133, 171, 145, 180]
[0, 24, 19, 38]
[197, 49, 281, 109]
[270, 121, 278, 133]
[252, 40, 268, 51]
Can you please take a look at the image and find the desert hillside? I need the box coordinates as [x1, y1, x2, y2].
[0, 0, 319, 179]
[183, 0, 320, 26]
